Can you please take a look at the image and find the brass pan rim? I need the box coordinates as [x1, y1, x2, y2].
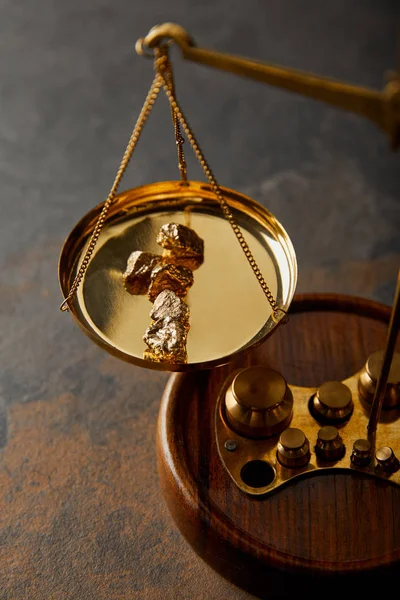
[58, 180, 297, 372]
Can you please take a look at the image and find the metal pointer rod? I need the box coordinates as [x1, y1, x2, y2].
[368, 269, 400, 435]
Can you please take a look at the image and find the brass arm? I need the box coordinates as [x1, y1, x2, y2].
[136, 23, 400, 149]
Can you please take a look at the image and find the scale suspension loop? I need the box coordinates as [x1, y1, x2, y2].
[60, 45, 284, 321]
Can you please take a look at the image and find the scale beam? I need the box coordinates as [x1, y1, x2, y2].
[137, 22, 400, 149]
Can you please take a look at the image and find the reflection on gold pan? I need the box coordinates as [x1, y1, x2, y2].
[58, 181, 297, 371]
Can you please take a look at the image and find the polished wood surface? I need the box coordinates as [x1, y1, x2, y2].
[158, 294, 400, 598]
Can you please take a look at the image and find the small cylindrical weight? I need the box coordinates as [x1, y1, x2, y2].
[351, 439, 372, 467]
[315, 425, 344, 461]
[277, 428, 310, 469]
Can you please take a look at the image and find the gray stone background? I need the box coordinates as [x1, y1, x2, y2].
[0, 1, 399, 599]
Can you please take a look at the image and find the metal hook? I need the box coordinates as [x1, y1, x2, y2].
[60, 298, 71, 312]
[136, 23, 195, 58]
[135, 38, 155, 59]
[271, 308, 289, 325]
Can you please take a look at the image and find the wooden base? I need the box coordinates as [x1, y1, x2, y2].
[157, 294, 400, 598]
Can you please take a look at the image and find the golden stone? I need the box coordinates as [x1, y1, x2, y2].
[143, 318, 188, 363]
[143, 349, 187, 364]
[157, 223, 204, 270]
[148, 263, 194, 302]
[150, 290, 190, 324]
[123, 251, 162, 294]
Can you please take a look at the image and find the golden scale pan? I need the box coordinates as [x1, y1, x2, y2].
[58, 32, 297, 372]
[58, 21, 400, 374]
[59, 181, 296, 371]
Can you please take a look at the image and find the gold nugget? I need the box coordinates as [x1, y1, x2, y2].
[143, 318, 188, 363]
[123, 251, 162, 295]
[144, 291, 190, 363]
[143, 349, 187, 364]
[148, 263, 194, 302]
[150, 290, 190, 325]
[157, 223, 204, 270]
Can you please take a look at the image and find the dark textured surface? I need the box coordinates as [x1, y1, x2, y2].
[0, 1, 399, 598]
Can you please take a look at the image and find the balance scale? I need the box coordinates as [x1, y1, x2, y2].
[59, 23, 400, 598]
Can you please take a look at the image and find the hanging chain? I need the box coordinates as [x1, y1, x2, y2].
[60, 74, 163, 311]
[61, 45, 284, 320]
[155, 47, 282, 317]
[160, 51, 188, 183]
